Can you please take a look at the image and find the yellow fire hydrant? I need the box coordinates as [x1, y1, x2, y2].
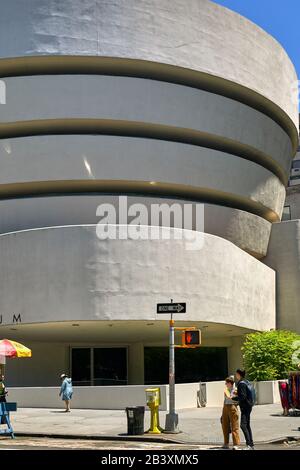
[145, 388, 163, 434]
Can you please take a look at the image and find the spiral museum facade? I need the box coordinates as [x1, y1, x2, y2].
[0, 0, 298, 388]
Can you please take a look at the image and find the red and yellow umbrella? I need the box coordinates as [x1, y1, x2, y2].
[0, 339, 32, 358]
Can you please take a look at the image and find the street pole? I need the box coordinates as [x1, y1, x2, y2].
[165, 299, 179, 433]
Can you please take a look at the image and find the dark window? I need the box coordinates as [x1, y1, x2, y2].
[282, 206, 291, 221]
[292, 160, 300, 169]
[71, 347, 127, 386]
[71, 348, 91, 386]
[144, 347, 228, 384]
[94, 348, 127, 385]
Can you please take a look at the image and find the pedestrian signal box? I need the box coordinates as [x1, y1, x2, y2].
[182, 329, 201, 347]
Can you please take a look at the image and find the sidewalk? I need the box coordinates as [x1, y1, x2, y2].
[7, 404, 300, 445]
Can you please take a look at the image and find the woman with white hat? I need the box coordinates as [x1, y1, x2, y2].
[59, 373, 73, 412]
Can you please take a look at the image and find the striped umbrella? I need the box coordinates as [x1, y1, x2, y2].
[0, 339, 32, 358]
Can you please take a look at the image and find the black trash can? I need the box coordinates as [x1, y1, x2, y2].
[126, 406, 145, 435]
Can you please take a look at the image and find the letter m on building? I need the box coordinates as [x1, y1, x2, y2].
[13, 314, 22, 323]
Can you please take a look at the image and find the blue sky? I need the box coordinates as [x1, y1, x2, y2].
[213, 0, 300, 77]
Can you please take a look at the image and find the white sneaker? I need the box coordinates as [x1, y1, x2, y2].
[232, 446, 242, 450]
[243, 445, 254, 450]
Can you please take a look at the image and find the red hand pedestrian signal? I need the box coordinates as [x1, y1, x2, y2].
[183, 329, 201, 347]
[186, 332, 193, 344]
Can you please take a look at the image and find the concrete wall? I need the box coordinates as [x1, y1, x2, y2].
[0, 225, 276, 331]
[8, 384, 196, 410]
[5, 342, 68, 387]
[205, 381, 226, 407]
[7, 380, 280, 409]
[0, 135, 285, 217]
[264, 220, 300, 332]
[0, 196, 272, 258]
[204, 380, 281, 407]
[0, 0, 297, 126]
[256, 381, 281, 405]
[227, 336, 244, 375]
[0, 75, 292, 176]
[202, 380, 281, 407]
[0, 0, 297, 267]
[8, 385, 169, 410]
[172, 383, 199, 409]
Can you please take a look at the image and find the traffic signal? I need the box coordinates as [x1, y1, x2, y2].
[183, 329, 201, 347]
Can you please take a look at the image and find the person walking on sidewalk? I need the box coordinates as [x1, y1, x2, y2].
[221, 377, 241, 450]
[232, 369, 254, 450]
[59, 373, 73, 412]
[0, 375, 7, 403]
[0, 374, 8, 424]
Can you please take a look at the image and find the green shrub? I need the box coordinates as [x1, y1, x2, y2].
[242, 330, 300, 381]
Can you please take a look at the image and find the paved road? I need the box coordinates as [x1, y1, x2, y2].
[0, 436, 300, 451]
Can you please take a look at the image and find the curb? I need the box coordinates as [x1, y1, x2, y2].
[14, 432, 184, 444]
[13, 432, 300, 446]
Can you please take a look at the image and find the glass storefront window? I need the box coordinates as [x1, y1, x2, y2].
[144, 347, 228, 384]
[94, 348, 127, 386]
[71, 347, 127, 386]
[71, 348, 91, 386]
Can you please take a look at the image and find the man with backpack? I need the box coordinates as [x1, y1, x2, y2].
[232, 369, 255, 450]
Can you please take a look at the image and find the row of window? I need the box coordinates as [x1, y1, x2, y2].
[71, 346, 228, 385]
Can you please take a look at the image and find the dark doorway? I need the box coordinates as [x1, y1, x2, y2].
[144, 347, 228, 384]
[71, 348, 91, 386]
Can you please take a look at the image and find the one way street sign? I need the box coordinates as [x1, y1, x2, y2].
[157, 302, 186, 314]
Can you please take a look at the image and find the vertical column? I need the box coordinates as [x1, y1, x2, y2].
[227, 336, 245, 375]
[164, 317, 179, 432]
[128, 342, 144, 384]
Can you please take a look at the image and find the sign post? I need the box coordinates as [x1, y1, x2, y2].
[165, 301, 178, 433]
[157, 299, 186, 433]
[156, 301, 201, 433]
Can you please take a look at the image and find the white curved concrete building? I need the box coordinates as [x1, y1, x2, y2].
[0, 0, 298, 389]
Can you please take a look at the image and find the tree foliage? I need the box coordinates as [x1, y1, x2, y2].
[242, 330, 300, 381]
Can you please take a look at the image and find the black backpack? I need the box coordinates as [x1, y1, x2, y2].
[240, 380, 256, 406]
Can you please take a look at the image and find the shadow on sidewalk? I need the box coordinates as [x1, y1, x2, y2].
[50, 411, 70, 414]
